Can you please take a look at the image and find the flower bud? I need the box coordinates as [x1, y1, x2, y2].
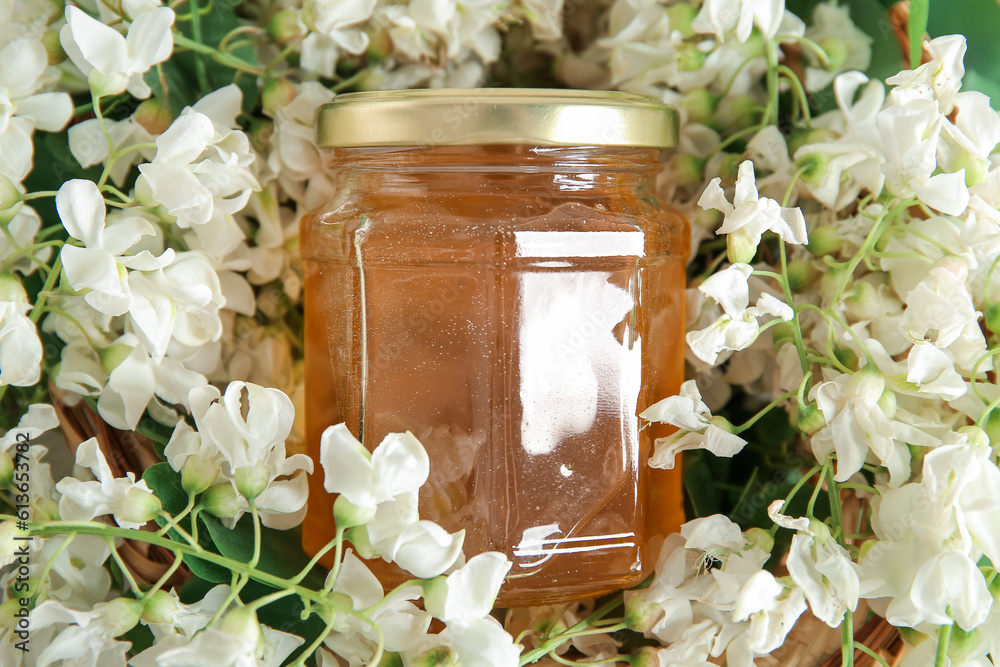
[234, 462, 270, 501]
[806, 226, 843, 258]
[843, 281, 879, 320]
[708, 415, 737, 434]
[0, 272, 27, 305]
[681, 90, 719, 125]
[624, 591, 664, 633]
[955, 150, 988, 187]
[133, 98, 173, 136]
[0, 599, 21, 628]
[796, 400, 826, 435]
[833, 344, 859, 371]
[985, 302, 1000, 336]
[409, 645, 459, 667]
[345, 525, 379, 559]
[0, 174, 20, 213]
[140, 590, 179, 625]
[788, 128, 836, 156]
[797, 152, 830, 187]
[99, 343, 133, 375]
[334, 494, 376, 529]
[181, 454, 218, 496]
[727, 227, 758, 264]
[744, 527, 774, 554]
[262, 79, 297, 118]
[219, 606, 262, 647]
[898, 626, 928, 646]
[41, 30, 67, 64]
[248, 118, 274, 154]
[716, 94, 759, 131]
[984, 410, 1000, 450]
[848, 364, 885, 403]
[948, 626, 980, 662]
[629, 646, 661, 667]
[820, 262, 848, 300]
[877, 388, 896, 420]
[675, 42, 707, 72]
[786, 258, 819, 293]
[101, 597, 143, 636]
[133, 175, 157, 208]
[666, 3, 696, 36]
[0, 452, 12, 488]
[268, 10, 306, 45]
[672, 154, 705, 187]
[771, 322, 795, 350]
[118, 488, 162, 526]
[202, 483, 243, 519]
[957, 425, 990, 452]
[819, 37, 848, 71]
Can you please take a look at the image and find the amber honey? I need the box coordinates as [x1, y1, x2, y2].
[301, 90, 688, 606]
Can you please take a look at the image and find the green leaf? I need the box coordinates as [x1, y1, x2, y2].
[683, 452, 720, 518]
[909, 0, 929, 68]
[200, 514, 327, 589]
[142, 463, 231, 583]
[142, 462, 188, 515]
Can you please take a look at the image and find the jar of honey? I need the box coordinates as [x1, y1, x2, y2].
[300, 89, 688, 606]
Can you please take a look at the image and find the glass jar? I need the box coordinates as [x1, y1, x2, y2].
[301, 89, 689, 606]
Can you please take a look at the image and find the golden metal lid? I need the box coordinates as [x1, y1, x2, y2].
[316, 88, 679, 149]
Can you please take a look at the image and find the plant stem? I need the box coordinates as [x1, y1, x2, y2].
[935, 624, 952, 667]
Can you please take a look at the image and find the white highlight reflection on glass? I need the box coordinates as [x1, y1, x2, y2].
[513, 523, 637, 568]
[517, 271, 634, 456]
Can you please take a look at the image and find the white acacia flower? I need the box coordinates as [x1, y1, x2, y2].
[320, 424, 430, 510]
[0, 38, 73, 182]
[30, 598, 139, 667]
[768, 501, 859, 627]
[0, 403, 59, 457]
[96, 333, 207, 431]
[810, 366, 910, 486]
[433, 616, 522, 667]
[423, 552, 512, 622]
[801, 3, 872, 92]
[686, 263, 793, 365]
[692, 0, 787, 43]
[699, 161, 808, 258]
[126, 250, 226, 362]
[901, 259, 986, 372]
[878, 100, 969, 215]
[861, 436, 1000, 631]
[137, 109, 257, 232]
[189, 381, 313, 527]
[325, 550, 430, 665]
[56, 179, 174, 317]
[138, 619, 304, 667]
[0, 204, 47, 276]
[386, 519, 466, 580]
[57, 438, 161, 529]
[796, 72, 886, 210]
[887, 34, 966, 112]
[0, 276, 41, 387]
[300, 0, 376, 77]
[731, 570, 807, 654]
[642, 380, 747, 469]
[60, 6, 174, 98]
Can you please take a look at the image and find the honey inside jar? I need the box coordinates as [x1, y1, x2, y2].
[300, 90, 688, 607]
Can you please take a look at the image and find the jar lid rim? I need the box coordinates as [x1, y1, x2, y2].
[316, 88, 679, 149]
